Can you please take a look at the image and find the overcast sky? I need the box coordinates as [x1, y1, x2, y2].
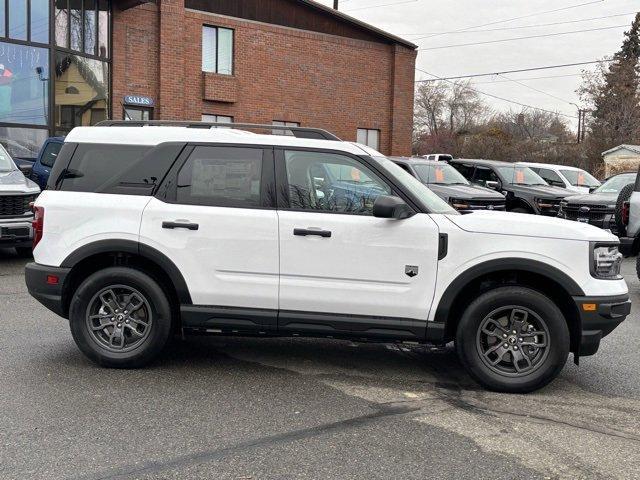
[316, 0, 640, 126]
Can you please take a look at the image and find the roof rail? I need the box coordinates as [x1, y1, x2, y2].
[95, 120, 341, 141]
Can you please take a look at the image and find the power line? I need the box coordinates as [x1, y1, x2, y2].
[407, 11, 637, 40]
[418, 24, 629, 51]
[415, 0, 604, 40]
[473, 72, 583, 84]
[415, 67, 578, 119]
[415, 59, 613, 81]
[496, 73, 576, 105]
[344, 0, 418, 12]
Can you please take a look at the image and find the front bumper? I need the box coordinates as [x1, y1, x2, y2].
[0, 215, 33, 248]
[573, 294, 631, 356]
[25, 262, 70, 317]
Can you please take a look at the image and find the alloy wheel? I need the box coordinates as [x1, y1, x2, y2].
[476, 305, 550, 377]
[85, 285, 153, 353]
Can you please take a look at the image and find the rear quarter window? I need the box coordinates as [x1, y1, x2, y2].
[56, 143, 184, 195]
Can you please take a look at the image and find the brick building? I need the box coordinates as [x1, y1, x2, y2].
[0, 0, 417, 157]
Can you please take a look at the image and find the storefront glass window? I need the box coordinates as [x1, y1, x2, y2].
[98, 0, 109, 57]
[0, 41, 49, 125]
[31, 0, 50, 44]
[54, 52, 109, 134]
[0, 0, 5, 38]
[84, 0, 97, 55]
[0, 126, 48, 159]
[70, 3, 82, 51]
[55, 0, 69, 48]
[9, 0, 28, 40]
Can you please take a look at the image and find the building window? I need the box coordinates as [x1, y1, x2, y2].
[202, 114, 233, 127]
[357, 128, 380, 151]
[54, 0, 110, 57]
[1, 0, 50, 43]
[202, 26, 233, 75]
[54, 52, 109, 135]
[124, 106, 152, 121]
[0, 42, 49, 126]
[272, 121, 299, 136]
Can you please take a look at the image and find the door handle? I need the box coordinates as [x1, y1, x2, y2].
[293, 228, 331, 238]
[162, 221, 199, 231]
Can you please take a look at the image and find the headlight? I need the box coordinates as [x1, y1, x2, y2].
[535, 197, 557, 209]
[591, 244, 623, 279]
[450, 198, 470, 210]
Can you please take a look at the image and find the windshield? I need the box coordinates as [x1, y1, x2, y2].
[497, 166, 547, 186]
[374, 157, 457, 214]
[560, 169, 600, 187]
[413, 163, 470, 185]
[0, 144, 16, 172]
[595, 173, 636, 194]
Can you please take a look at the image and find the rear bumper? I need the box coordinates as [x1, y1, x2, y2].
[573, 294, 631, 356]
[25, 262, 70, 317]
[0, 216, 33, 248]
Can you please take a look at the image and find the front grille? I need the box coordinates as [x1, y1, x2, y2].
[0, 194, 36, 217]
[562, 203, 611, 222]
[468, 199, 506, 210]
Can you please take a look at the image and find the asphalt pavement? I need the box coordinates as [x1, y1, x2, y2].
[1, 249, 639, 479]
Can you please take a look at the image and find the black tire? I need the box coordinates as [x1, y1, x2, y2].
[615, 183, 634, 236]
[636, 255, 640, 282]
[456, 286, 569, 393]
[510, 207, 531, 214]
[15, 247, 32, 257]
[69, 267, 174, 368]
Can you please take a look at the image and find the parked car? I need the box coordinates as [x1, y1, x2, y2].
[449, 158, 573, 215]
[390, 157, 505, 212]
[421, 153, 453, 162]
[518, 162, 601, 194]
[25, 121, 629, 393]
[0, 143, 41, 256]
[559, 172, 637, 235]
[29, 137, 65, 190]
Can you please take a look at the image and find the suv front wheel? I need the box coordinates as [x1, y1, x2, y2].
[456, 286, 569, 393]
[69, 267, 173, 368]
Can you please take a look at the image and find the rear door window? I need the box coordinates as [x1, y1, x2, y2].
[175, 146, 271, 208]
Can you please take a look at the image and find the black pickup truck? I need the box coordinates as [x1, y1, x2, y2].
[449, 158, 572, 215]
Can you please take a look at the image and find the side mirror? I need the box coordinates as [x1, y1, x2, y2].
[589, 186, 598, 193]
[549, 180, 565, 188]
[373, 195, 414, 220]
[18, 164, 32, 176]
[485, 180, 501, 191]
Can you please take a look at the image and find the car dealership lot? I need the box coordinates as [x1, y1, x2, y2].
[1, 251, 639, 480]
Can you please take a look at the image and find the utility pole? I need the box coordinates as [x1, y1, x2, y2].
[334, 0, 339, 9]
[576, 109, 582, 144]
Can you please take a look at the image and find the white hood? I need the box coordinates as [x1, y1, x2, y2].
[0, 170, 40, 194]
[445, 211, 617, 242]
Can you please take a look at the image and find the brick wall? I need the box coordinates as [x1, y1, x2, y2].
[112, 2, 417, 155]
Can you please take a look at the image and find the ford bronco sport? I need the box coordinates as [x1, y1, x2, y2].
[25, 121, 630, 393]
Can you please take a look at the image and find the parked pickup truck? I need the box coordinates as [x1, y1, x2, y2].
[390, 157, 506, 212]
[0, 143, 41, 255]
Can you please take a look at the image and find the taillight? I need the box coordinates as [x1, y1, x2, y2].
[622, 201, 630, 226]
[32, 206, 44, 248]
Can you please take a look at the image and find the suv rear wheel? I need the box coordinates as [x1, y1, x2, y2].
[456, 286, 569, 393]
[69, 267, 173, 368]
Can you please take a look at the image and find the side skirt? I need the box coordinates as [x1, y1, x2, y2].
[180, 305, 428, 342]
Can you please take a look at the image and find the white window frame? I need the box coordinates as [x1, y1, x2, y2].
[272, 120, 300, 136]
[202, 25, 234, 75]
[357, 128, 380, 151]
[202, 114, 233, 128]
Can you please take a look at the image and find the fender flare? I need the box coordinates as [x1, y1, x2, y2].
[61, 239, 192, 304]
[433, 258, 585, 325]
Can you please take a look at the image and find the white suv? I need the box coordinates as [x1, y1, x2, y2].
[25, 122, 630, 393]
[518, 162, 601, 194]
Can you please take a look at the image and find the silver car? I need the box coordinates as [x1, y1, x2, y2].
[0, 143, 41, 256]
